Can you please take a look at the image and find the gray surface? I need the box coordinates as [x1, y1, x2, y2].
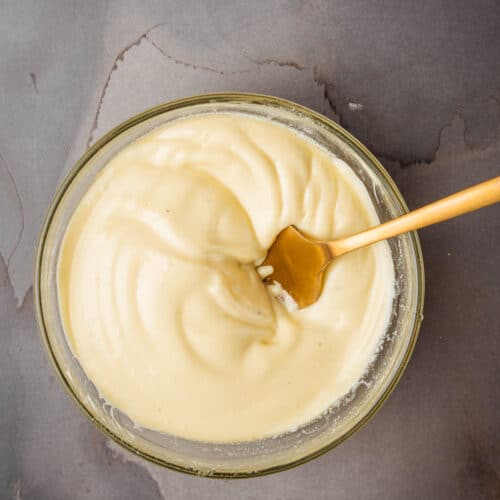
[1, 1, 499, 498]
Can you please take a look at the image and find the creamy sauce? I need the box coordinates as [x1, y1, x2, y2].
[58, 114, 395, 442]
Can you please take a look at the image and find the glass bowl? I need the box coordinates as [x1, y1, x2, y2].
[34, 93, 424, 478]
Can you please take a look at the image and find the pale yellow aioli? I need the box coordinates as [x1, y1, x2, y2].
[58, 114, 395, 442]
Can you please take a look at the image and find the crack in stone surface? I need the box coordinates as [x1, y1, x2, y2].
[0, 152, 24, 276]
[86, 23, 165, 148]
[312, 68, 341, 122]
[29, 72, 38, 94]
[247, 57, 305, 71]
[429, 119, 454, 161]
[376, 152, 422, 169]
[143, 44, 308, 75]
[145, 36, 227, 75]
[377, 113, 499, 169]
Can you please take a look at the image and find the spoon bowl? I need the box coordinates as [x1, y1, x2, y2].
[262, 226, 332, 309]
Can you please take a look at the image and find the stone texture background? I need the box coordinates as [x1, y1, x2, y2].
[1, 1, 499, 499]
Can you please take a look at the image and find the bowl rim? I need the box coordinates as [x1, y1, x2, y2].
[34, 92, 425, 478]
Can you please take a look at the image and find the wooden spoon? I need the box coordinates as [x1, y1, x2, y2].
[262, 176, 500, 309]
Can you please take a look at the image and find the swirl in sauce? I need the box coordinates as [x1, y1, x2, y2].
[58, 114, 394, 442]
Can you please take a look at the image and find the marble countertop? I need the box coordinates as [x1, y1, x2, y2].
[1, 2, 499, 499]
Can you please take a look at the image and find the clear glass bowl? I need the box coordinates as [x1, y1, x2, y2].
[34, 93, 424, 478]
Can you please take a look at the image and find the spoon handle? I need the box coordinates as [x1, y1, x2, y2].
[328, 176, 500, 257]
